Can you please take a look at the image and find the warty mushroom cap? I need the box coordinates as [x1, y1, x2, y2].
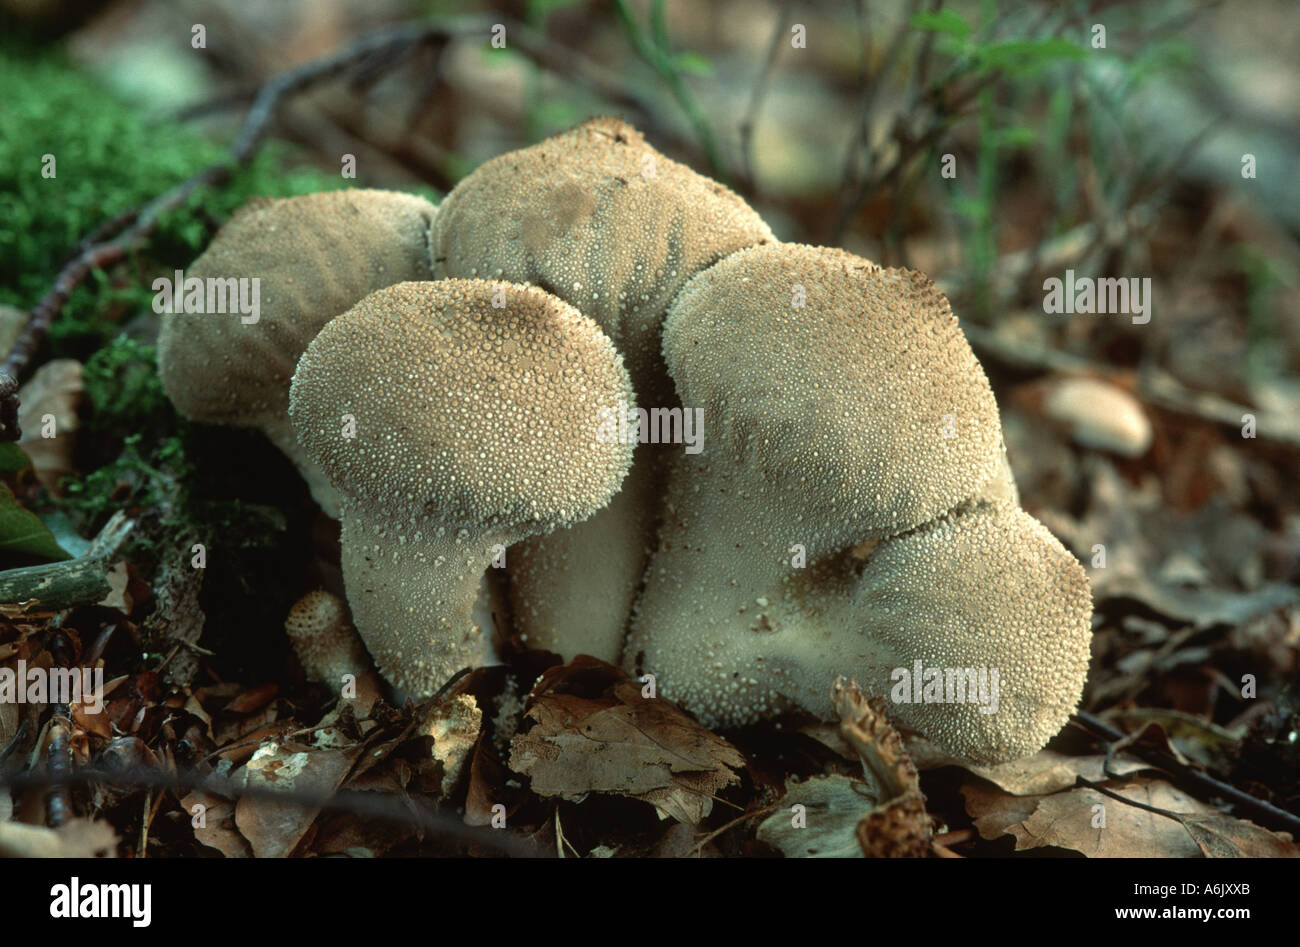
[433, 117, 773, 662]
[157, 189, 438, 515]
[628, 502, 1091, 764]
[431, 116, 773, 396]
[838, 504, 1093, 763]
[661, 242, 1004, 553]
[289, 279, 635, 694]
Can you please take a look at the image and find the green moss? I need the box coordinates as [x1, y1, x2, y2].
[81, 337, 175, 440]
[58, 433, 190, 530]
[0, 45, 346, 358]
[1, 44, 354, 576]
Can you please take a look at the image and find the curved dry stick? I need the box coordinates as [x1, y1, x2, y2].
[1070, 711, 1300, 837]
[0, 765, 539, 856]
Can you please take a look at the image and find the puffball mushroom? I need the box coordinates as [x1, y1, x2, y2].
[158, 189, 438, 516]
[288, 279, 635, 695]
[624, 243, 1092, 763]
[838, 505, 1092, 763]
[432, 117, 774, 663]
[284, 589, 381, 709]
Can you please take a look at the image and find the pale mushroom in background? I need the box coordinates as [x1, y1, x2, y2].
[1042, 376, 1153, 457]
[157, 189, 438, 515]
[289, 279, 635, 696]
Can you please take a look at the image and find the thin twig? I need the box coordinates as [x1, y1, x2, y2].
[612, 0, 724, 177]
[689, 801, 779, 857]
[1070, 711, 1300, 836]
[960, 322, 1300, 448]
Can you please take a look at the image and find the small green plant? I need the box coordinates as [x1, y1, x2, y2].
[914, 3, 1198, 320]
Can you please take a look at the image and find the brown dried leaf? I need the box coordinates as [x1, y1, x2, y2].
[967, 751, 1147, 796]
[1181, 816, 1299, 857]
[964, 776, 1219, 856]
[213, 721, 297, 765]
[508, 657, 745, 824]
[464, 733, 511, 828]
[224, 683, 279, 715]
[310, 809, 415, 858]
[72, 696, 113, 739]
[180, 790, 251, 858]
[234, 739, 363, 858]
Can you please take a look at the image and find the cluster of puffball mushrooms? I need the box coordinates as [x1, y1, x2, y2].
[157, 118, 1092, 765]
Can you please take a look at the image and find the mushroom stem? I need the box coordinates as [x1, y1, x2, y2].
[339, 505, 503, 695]
[626, 451, 819, 724]
[289, 280, 635, 697]
[508, 444, 661, 662]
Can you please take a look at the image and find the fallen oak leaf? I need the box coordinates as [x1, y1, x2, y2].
[756, 775, 875, 858]
[464, 731, 517, 828]
[224, 683, 280, 715]
[967, 750, 1147, 796]
[234, 738, 364, 858]
[180, 789, 252, 858]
